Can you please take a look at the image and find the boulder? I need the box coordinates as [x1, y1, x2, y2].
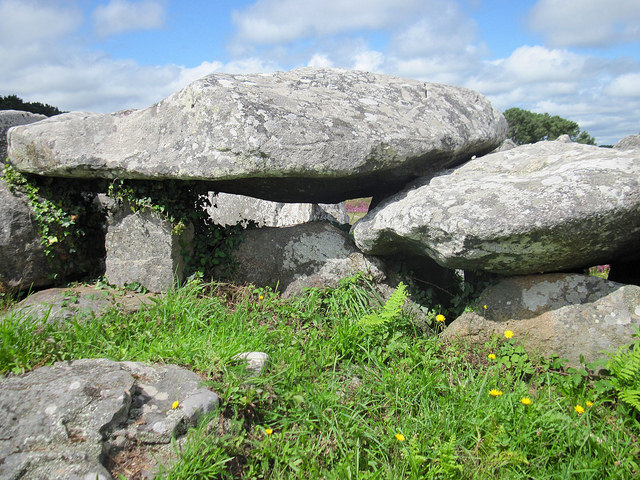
[7, 68, 507, 203]
[207, 192, 349, 227]
[105, 204, 194, 293]
[494, 138, 517, 152]
[223, 221, 388, 298]
[1, 110, 46, 161]
[352, 141, 640, 275]
[3, 284, 156, 324]
[440, 274, 640, 368]
[614, 133, 640, 151]
[0, 358, 219, 480]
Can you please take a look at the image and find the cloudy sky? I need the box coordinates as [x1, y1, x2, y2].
[1, 0, 639, 145]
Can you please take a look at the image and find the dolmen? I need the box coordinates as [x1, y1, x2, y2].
[3, 68, 640, 366]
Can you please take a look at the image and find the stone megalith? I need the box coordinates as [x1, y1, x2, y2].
[7, 68, 507, 203]
[440, 274, 640, 368]
[352, 141, 640, 275]
[614, 133, 640, 151]
[1, 110, 46, 160]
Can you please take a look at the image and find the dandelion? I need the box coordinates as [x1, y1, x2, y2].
[265, 428, 273, 435]
[586, 401, 593, 407]
[395, 433, 406, 442]
[504, 330, 514, 339]
[483, 305, 488, 310]
[171, 401, 179, 409]
[489, 389, 503, 397]
[488, 354, 496, 360]
[436, 314, 446, 323]
[574, 405, 585, 414]
[259, 295, 264, 300]
[521, 397, 532, 405]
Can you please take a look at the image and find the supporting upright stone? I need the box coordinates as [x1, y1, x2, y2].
[105, 204, 194, 293]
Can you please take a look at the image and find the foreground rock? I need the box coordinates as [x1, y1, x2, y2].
[8, 68, 507, 203]
[1, 110, 46, 160]
[0, 358, 219, 480]
[3, 284, 156, 324]
[441, 274, 640, 368]
[207, 192, 348, 227]
[223, 222, 388, 297]
[353, 141, 640, 275]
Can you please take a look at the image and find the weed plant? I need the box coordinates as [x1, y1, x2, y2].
[1, 275, 638, 479]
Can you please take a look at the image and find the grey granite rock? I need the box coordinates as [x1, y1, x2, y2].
[1, 110, 46, 161]
[7, 68, 507, 203]
[614, 133, 640, 151]
[441, 274, 640, 368]
[352, 141, 640, 275]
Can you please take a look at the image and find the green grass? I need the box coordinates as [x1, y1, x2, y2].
[1, 275, 639, 479]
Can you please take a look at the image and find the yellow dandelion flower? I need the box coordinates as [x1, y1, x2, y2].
[488, 353, 496, 360]
[171, 401, 179, 409]
[436, 314, 446, 323]
[259, 295, 264, 300]
[265, 428, 273, 435]
[521, 397, 532, 405]
[574, 405, 585, 414]
[483, 305, 488, 310]
[489, 389, 503, 397]
[586, 401, 593, 407]
[395, 433, 406, 442]
[504, 330, 514, 339]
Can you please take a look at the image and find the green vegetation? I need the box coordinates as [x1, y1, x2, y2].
[0, 94, 64, 116]
[504, 108, 596, 146]
[1, 275, 638, 479]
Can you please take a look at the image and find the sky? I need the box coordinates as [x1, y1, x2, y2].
[1, 0, 639, 145]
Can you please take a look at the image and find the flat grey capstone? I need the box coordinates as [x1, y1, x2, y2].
[0, 358, 219, 480]
[7, 68, 507, 203]
[441, 274, 640, 367]
[352, 141, 640, 275]
[1, 110, 46, 160]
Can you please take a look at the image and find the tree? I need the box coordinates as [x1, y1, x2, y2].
[504, 107, 595, 145]
[0, 94, 64, 117]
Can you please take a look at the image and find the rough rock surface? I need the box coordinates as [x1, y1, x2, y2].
[224, 222, 388, 297]
[3, 284, 156, 324]
[105, 204, 194, 293]
[441, 274, 640, 367]
[614, 133, 640, 151]
[352, 141, 640, 275]
[7, 68, 507, 203]
[207, 192, 349, 227]
[0, 358, 219, 480]
[1, 110, 46, 160]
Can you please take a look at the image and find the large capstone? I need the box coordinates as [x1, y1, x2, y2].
[7, 68, 507, 203]
[352, 141, 640, 275]
[1, 110, 46, 161]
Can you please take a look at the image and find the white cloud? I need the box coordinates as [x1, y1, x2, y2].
[0, 0, 81, 47]
[307, 54, 334, 68]
[495, 45, 586, 83]
[231, 0, 428, 47]
[605, 73, 640, 97]
[529, 0, 640, 48]
[93, 0, 166, 37]
[352, 50, 384, 72]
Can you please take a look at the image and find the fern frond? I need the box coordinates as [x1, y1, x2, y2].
[358, 282, 408, 328]
[619, 389, 640, 412]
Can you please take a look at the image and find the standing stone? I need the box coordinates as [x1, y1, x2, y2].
[7, 68, 507, 203]
[441, 274, 640, 368]
[1, 110, 46, 161]
[207, 192, 349, 227]
[105, 204, 194, 293]
[352, 141, 640, 275]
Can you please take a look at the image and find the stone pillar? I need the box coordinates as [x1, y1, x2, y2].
[105, 204, 194, 293]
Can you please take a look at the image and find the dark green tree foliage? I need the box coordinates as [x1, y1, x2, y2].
[0, 94, 64, 117]
[504, 107, 595, 145]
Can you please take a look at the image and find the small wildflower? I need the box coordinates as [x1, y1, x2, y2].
[521, 397, 532, 405]
[489, 389, 503, 397]
[488, 353, 496, 360]
[504, 330, 514, 339]
[395, 433, 406, 442]
[586, 401, 593, 407]
[265, 428, 273, 435]
[259, 295, 264, 300]
[574, 405, 585, 414]
[171, 401, 179, 409]
[436, 314, 446, 323]
[483, 305, 488, 310]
